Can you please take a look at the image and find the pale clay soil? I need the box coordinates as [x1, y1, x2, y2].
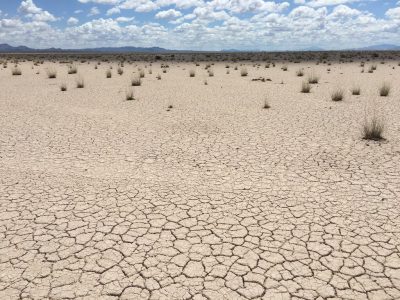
[1, 61, 400, 300]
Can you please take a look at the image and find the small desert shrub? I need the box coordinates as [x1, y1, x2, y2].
[281, 65, 288, 71]
[162, 69, 167, 73]
[148, 68, 152, 74]
[301, 81, 311, 93]
[263, 99, 270, 109]
[126, 88, 134, 100]
[156, 74, 161, 80]
[379, 82, 390, 97]
[362, 114, 384, 141]
[240, 68, 248, 77]
[139, 70, 145, 78]
[234, 66, 238, 70]
[131, 76, 141, 86]
[12, 67, 22, 76]
[189, 69, 195, 77]
[117, 67, 123, 75]
[308, 73, 319, 84]
[76, 77, 84, 88]
[351, 86, 361, 95]
[208, 69, 214, 77]
[106, 69, 112, 78]
[68, 65, 78, 74]
[331, 88, 344, 101]
[60, 83, 67, 91]
[47, 68, 57, 79]
[371, 64, 377, 71]
[296, 69, 304, 77]
[204, 79, 208, 85]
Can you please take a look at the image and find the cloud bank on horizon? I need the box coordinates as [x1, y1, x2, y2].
[0, 0, 399, 51]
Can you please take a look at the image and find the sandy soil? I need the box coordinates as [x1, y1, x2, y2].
[1, 60, 400, 299]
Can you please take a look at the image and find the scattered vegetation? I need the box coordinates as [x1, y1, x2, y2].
[139, 69, 145, 78]
[68, 65, 78, 74]
[301, 81, 311, 93]
[47, 68, 57, 79]
[379, 82, 390, 97]
[263, 99, 270, 109]
[106, 69, 112, 78]
[240, 68, 248, 77]
[362, 113, 384, 141]
[351, 86, 361, 95]
[296, 69, 304, 77]
[156, 74, 161, 80]
[331, 88, 344, 101]
[76, 77, 85, 88]
[126, 88, 134, 100]
[60, 83, 67, 91]
[131, 76, 142, 86]
[189, 69, 195, 77]
[308, 73, 319, 84]
[117, 67, 123, 75]
[11, 66, 22, 76]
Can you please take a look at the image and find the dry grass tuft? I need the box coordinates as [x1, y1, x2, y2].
[351, 86, 361, 95]
[117, 67, 123, 75]
[296, 69, 304, 77]
[68, 65, 78, 74]
[362, 113, 384, 141]
[301, 81, 311, 93]
[240, 68, 248, 77]
[126, 88, 134, 100]
[106, 69, 112, 78]
[60, 83, 67, 91]
[131, 76, 142, 86]
[308, 73, 319, 84]
[189, 69, 195, 77]
[263, 99, 270, 109]
[379, 82, 390, 97]
[12, 66, 22, 76]
[76, 77, 85, 88]
[47, 68, 57, 79]
[331, 88, 344, 101]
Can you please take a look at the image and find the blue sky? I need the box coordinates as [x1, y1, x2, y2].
[0, 0, 399, 50]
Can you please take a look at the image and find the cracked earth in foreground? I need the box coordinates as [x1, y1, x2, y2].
[1, 61, 400, 300]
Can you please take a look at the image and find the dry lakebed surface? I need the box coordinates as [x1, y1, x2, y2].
[0, 54, 400, 299]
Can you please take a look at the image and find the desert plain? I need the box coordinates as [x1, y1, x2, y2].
[0, 52, 400, 299]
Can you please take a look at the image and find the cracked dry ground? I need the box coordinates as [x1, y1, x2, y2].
[1, 62, 400, 300]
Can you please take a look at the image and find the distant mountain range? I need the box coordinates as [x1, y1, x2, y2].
[352, 44, 400, 51]
[0, 43, 171, 53]
[1, 43, 400, 53]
